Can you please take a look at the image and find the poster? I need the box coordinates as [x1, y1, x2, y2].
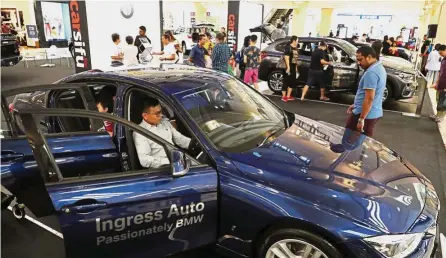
[41, 2, 70, 40]
[26, 25, 38, 39]
[69, 0, 92, 72]
[227, 0, 240, 52]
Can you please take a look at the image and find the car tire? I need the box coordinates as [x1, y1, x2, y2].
[257, 228, 343, 258]
[383, 82, 393, 104]
[268, 71, 284, 94]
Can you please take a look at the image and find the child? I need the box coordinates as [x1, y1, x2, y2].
[96, 91, 114, 136]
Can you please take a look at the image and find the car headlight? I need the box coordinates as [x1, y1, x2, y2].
[397, 73, 414, 81]
[364, 233, 424, 258]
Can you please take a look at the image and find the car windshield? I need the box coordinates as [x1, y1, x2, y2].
[338, 40, 357, 59]
[174, 78, 287, 153]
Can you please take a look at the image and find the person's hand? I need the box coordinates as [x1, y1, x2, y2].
[286, 67, 290, 75]
[356, 120, 364, 133]
[159, 57, 164, 61]
[347, 104, 354, 114]
[432, 83, 437, 89]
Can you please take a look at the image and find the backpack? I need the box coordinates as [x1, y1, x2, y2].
[236, 48, 244, 64]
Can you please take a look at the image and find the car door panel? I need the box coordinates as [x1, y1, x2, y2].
[14, 109, 219, 258]
[50, 167, 218, 258]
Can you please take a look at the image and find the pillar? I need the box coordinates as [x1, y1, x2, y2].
[319, 8, 333, 36]
[290, 2, 309, 37]
[194, 2, 207, 24]
[435, 2, 446, 43]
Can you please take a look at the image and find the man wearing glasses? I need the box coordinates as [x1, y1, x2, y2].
[133, 97, 191, 168]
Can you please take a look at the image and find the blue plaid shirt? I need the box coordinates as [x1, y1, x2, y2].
[211, 43, 231, 73]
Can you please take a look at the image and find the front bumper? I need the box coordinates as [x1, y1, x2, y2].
[1, 55, 22, 67]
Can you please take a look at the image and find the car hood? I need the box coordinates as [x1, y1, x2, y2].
[228, 115, 426, 234]
[380, 56, 416, 75]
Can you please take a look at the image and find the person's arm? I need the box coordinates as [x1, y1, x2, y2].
[243, 48, 248, 64]
[320, 58, 331, 65]
[169, 122, 191, 149]
[211, 46, 217, 62]
[257, 49, 262, 64]
[284, 46, 291, 72]
[133, 131, 169, 168]
[357, 72, 379, 131]
[189, 48, 195, 63]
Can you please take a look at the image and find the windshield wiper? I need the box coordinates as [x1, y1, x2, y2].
[258, 127, 283, 147]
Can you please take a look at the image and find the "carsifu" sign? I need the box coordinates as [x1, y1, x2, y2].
[69, 0, 92, 73]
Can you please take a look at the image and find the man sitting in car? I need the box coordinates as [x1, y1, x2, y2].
[133, 97, 191, 168]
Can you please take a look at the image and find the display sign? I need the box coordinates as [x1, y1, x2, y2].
[227, 0, 240, 52]
[69, 0, 92, 73]
[26, 25, 38, 39]
[360, 15, 379, 20]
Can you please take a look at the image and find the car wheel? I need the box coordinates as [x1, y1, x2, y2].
[268, 71, 284, 94]
[383, 82, 393, 104]
[258, 228, 343, 258]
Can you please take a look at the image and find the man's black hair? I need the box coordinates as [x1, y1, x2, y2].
[243, 35, 250, 48]
[96, 92, 114, 114]
[371, 40, 383, 60]
[439, 45, 446, 51]
[126, 35, 134, 45]
[142, 97, 160, 113]
[362, 33, 366, 37]
[100, 85, 117, 97]
[198, 34, 206, 41]
[277, 23, 283, 29]
[205, 32, 212, 39]
[434, 43, 441, 51]
[250, 34, 257, 42]
[111, 33, 120, 43]
[216, 32, 225, 41]
[319, 42, 327, 47]
[139, 26, 146, 32]
[289, 35, 298, 44]
[357, 46, 377, 58]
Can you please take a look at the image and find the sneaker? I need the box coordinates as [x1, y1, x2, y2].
[281, 96, 288, 102]
[287, 97, 296, 101]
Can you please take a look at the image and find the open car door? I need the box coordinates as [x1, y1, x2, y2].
[13, 108, 218, 258]
[1, 84, 102, 216]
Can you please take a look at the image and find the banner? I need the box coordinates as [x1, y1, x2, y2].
[227, 0, 240, 52]
[69, 0, 92, 72]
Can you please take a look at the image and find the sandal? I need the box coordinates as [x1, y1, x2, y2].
[320, 97, 330, 101]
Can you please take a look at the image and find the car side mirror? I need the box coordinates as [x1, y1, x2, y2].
[170, 149, 190, 178]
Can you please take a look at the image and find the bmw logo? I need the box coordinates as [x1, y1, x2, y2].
[120, 4, 134, 19]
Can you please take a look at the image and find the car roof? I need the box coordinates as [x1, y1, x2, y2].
[60, 66, 233, 96]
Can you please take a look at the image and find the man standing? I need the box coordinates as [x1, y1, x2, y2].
[134, 26, 151, 61]
[301, 42, 332, 101]
[189, 34, 206, 68]
[243, 35, 261, 91]
[152, 34, 176, 63]
[110, 33, 123, 65]
[211, 33, 231, 73]
[431, 45, 446, 123]
[346, 46, 386, 137]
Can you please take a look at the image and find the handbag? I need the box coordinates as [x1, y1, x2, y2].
[437, 91, 446, 111]
[276, 56, 286, 69]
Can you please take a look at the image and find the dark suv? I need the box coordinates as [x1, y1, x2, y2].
[253, 32, 418, 103]
[1, 33, 22, 67]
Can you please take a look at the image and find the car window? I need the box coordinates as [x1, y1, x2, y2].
[299, 42, 314, 56]
[25, 113, 179, 183]
[275, 42, 287, 53]
[53, 84, 117, 133]
[126, 89, 209, 166]
[174, 78, 287, 153]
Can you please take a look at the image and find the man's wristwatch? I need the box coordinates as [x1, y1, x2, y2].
[358, 118, 365, 123]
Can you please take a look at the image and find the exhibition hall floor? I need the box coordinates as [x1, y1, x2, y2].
[1, 63, 445, 258]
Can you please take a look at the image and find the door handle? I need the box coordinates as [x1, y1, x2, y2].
[1, 151, 24, 162]
[61, 199, 107, 214]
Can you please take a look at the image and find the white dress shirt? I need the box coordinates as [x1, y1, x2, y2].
[122, 44, 139, 66]
[426, 50, 441, 71]
[133, 118, 191, 168]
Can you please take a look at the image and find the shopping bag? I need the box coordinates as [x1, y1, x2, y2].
[276, 56, 286, 69]
[437, 91, 446, 112]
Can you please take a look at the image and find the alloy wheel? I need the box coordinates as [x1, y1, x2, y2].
[266, 239, 329, 258]
[383, 87, 389, 102]
[269, 72, 284, 92]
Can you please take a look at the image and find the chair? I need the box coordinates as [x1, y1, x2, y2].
[21, 49, 36, 68]
[45, 46, 59, 66]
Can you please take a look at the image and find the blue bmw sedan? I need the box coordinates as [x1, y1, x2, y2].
[1, 66, 440, 258]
